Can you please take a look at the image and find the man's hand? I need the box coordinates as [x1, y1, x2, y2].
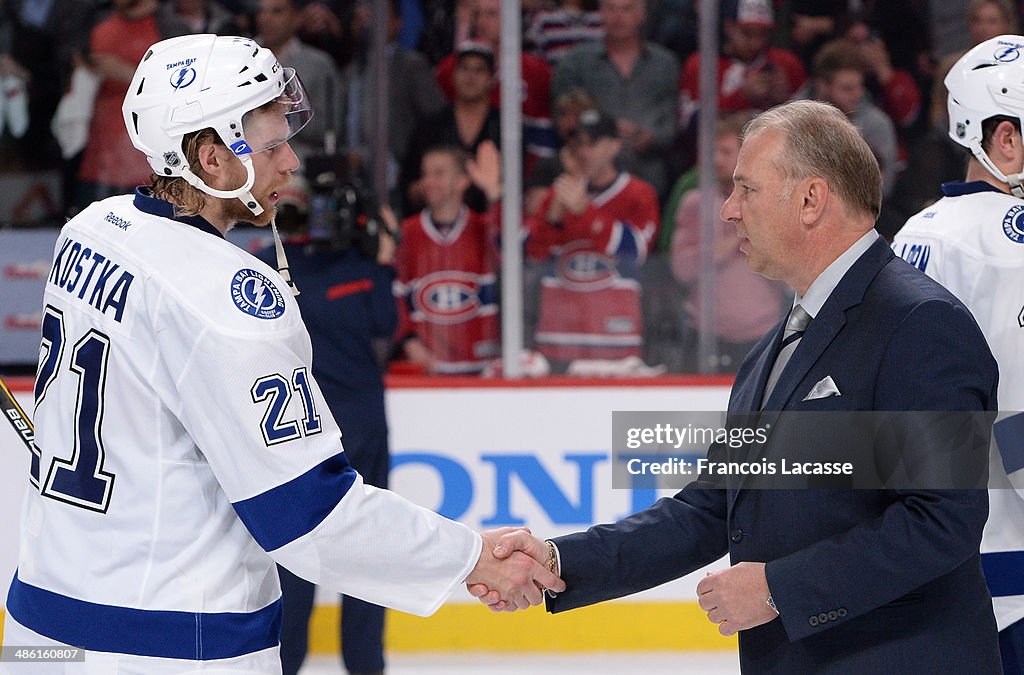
[552, 174, 589, 216]
[857, 38, 894, 85]
[465, 528, 563, 612]
[467, 140, 502, 203]
[402, 337, 438, 374]
[616, 118, 654, 151]
[696, 562, 778, 636]
[298, 2, 343, 37]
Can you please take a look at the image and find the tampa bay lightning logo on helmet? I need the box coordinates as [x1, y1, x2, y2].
[231, 269, 286, 319]
[1002, 204, 1024, 243]
[994, 42, 1023, 62]
[170, 66, 197, 90]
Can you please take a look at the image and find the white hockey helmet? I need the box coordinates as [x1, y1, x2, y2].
[122, 34, 313, 216]
[946, 34, 1024, 196]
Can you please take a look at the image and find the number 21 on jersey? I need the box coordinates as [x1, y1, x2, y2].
[33, 305, 116, 513]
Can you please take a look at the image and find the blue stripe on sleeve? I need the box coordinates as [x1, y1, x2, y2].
[5, 571, 281, 660]
[614, 223, 641, 260]
[232, 451, 357, 552]
[982, 551, 1024, 597]
[993, 413, 1024, 475]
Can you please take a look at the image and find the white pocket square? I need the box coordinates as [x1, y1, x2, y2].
[803, 375, 841, 401]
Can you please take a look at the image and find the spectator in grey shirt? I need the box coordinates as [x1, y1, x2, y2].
[552, 0, 678, 197]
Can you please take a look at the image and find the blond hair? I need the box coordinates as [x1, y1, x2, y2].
[149, 128, 223, 216]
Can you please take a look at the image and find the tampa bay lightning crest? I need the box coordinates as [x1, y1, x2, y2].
[1003, 204, 1024, 244]
[231, 269, 286, 319]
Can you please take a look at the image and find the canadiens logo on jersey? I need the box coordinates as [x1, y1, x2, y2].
[1002, 204, 1024, 244]
[555, 246, 620, 292]
[411, 271, 492, 325]
[231, 268, 286, 319]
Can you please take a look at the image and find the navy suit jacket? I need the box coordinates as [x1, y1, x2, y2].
[548, 237, 1002, 673]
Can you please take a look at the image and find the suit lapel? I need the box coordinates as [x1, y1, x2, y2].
[760, 303, 847, 411]
[734, 318, 786, 414]
[728, 237, 894, 507]
[761, 238, 893, 411]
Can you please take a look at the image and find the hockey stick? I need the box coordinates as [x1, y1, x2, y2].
[0, 376, 34, 452]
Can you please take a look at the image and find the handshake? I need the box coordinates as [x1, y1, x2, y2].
[462, 528, 779, 634]
[463, 527, 564, 612]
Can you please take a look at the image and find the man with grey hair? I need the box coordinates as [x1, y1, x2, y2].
[471, 100, 1002, 672]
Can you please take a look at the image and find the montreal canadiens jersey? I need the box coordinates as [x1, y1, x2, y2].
[3, 189, 481, 674]
[394, 206, 500, 374]
[526, 172, 658, 361]
[894, 180, 1024, 630]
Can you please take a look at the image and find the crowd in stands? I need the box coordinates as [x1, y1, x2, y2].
[1, 0, 1017, 375]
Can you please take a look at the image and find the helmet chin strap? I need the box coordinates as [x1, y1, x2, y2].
[270, 217, 299, 296]
[179, 154, 300, 296]
[969, 138, 1024, 198]
[180, 154, 265, 217]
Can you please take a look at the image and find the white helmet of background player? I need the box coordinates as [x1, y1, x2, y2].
[946, 34, 1024, 197]
[122, 34, 313, 217]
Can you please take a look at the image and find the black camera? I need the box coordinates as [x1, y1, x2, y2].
[305, 154, 386, 260]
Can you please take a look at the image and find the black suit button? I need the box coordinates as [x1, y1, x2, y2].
[809, 616, 819, 627]
[838, 608, 847, 617]
[818, 612, 829, 624]
[828, 610, 838, 621]
[730, 529, 744, 543]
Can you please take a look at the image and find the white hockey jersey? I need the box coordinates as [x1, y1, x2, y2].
[2, 189, 482, 674]
[894, 180, 1024, 631]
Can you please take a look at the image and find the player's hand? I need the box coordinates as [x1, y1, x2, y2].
[465, 528, 564, 612]
[466, 528, 563, 612]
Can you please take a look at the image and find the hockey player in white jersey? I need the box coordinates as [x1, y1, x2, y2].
[893, 34, 1024, 673]
[1, 34, 563, 674]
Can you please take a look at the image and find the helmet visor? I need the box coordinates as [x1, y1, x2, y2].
[236, 68, 313, 155]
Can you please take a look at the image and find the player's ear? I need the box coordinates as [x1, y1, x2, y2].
[995, 120, 1020, 160]
[196, 141, 227, 179]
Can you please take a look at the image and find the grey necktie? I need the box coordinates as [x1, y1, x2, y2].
[761, 304, 812, 407]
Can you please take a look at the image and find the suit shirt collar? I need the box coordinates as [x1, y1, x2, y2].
[794, 230, 880, 319]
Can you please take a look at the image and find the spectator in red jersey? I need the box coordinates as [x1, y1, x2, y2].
[678, 0, 806, 130]
[394, 141, 503, 375]
[525, 108, 658, 368]
[435, 0, 555, 167]
[524, 88, 598, 217]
